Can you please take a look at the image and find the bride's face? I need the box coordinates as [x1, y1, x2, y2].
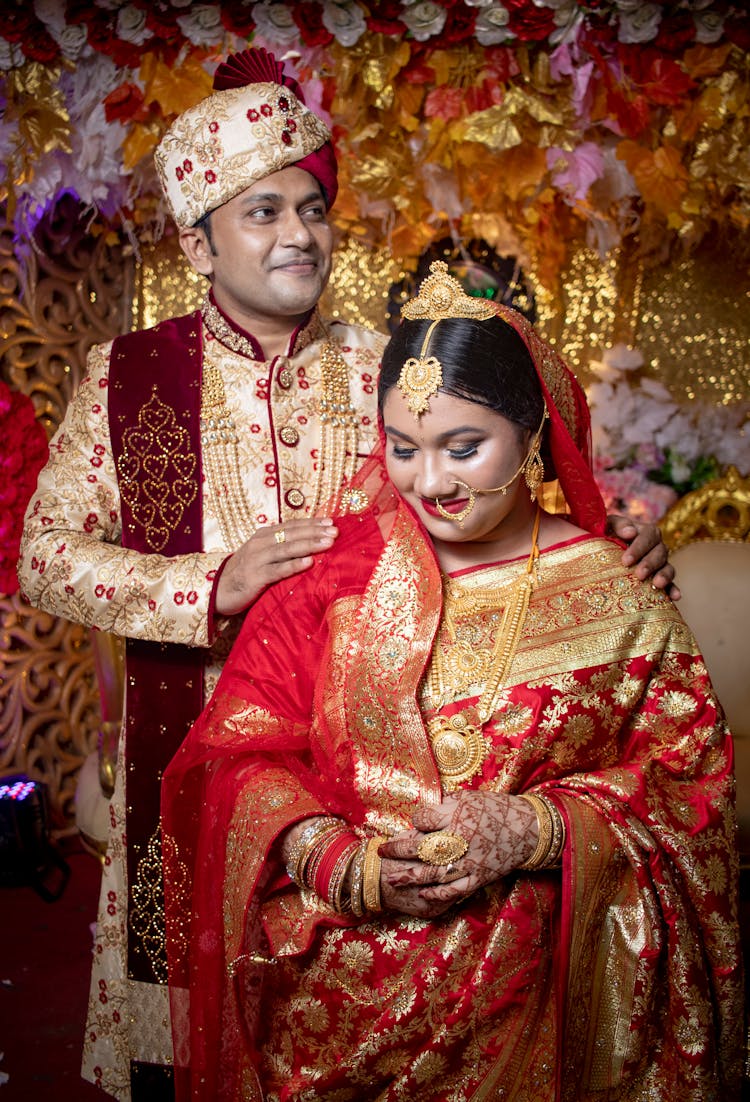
[381, 386, 533, 547]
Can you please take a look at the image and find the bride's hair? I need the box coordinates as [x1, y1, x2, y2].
[378, 314, 545, 435]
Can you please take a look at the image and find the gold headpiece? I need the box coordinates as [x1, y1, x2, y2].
[397, 261, 497, 416]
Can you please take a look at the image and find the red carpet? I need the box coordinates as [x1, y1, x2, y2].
[1, 836, 105, 1101]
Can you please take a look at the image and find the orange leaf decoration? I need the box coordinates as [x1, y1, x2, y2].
[617, 141, 689, 216]
[122, 122, 161, 172]
[140, 53, 213, 119]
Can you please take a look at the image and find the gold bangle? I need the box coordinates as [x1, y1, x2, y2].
[362, 836, 386, 913]
[517, 793, 553, 870]
[328, 842, 360, 914]
[541, 797, 566, 869]
[348, 842, 367, 917]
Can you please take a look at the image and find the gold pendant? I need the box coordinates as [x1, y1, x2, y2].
[427, 710, 488, 791]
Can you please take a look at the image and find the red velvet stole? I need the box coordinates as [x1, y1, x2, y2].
[109, 312, 205, 987]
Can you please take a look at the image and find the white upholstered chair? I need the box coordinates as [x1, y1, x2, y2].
[661, 465, 750, 858]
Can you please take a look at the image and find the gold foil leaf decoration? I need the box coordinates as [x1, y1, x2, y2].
[459, 106, 522, 151]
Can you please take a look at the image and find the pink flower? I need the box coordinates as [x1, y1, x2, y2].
[547, 142, 604, 203]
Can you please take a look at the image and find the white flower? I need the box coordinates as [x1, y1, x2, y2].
[475, 6, 513, 47]
[251, 2, 300, 46]
[549, 6, 585, 48]
[33, 0, 64, 32]
[21, 154, 64, 222]
[0, 38, 25, 70]
[617, 4, 662, 44]
[322, 2, 367, 48]
[463, 0, 496, 7]
[693, 10, 725, 45]
[176, 5, 224, 48]
[401, 2, 447, 42]
[57, 24, 90, 61]
[603, 343, 644, 372]
[116, 5, 151, 46]
[61, 56, 120, 121]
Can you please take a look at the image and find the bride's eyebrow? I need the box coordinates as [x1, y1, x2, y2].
[384, 425, 482, 444]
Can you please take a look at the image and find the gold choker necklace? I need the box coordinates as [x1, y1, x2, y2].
[426, 507, 541, 790]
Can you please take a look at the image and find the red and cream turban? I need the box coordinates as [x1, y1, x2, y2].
[155, 47, 339, 228]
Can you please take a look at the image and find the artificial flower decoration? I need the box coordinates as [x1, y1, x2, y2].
[588, 345, 750, 522]
[0, 0, 746, 290]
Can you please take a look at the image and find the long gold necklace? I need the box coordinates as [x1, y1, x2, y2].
[426, 507, 541, 790]
[199, 298, 359, 544]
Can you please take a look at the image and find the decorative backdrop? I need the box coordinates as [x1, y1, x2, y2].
[1, 0, 749, 825]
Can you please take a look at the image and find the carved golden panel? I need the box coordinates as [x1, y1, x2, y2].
[0, 197, 132, 830]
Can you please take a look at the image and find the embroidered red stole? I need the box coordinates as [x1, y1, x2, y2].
[109, 311, 205, 989]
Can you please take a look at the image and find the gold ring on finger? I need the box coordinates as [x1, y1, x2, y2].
[274, 529, 286, 545]
[417, 830, 468, 866]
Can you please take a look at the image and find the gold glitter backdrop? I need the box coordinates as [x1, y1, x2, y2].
[132, 233, 750, 407]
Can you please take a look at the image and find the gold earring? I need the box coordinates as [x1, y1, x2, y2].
[524, 441, 544, 501]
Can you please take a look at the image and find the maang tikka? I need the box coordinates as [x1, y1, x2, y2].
[397, 261, 497, 417]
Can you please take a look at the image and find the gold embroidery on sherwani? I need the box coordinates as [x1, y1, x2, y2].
[129, 827, 168, 982]
[117, 387, 198, 553]
[328, 506, 443, 827]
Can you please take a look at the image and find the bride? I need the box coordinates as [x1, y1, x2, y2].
[162, 262, 743, 1101]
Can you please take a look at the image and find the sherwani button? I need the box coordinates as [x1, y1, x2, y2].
[285, 488, 305, 509]
[279, 426, 299, 446]
[278, 368, 294, 389]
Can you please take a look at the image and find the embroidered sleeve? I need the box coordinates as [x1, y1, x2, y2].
[18, 342, 226, 646]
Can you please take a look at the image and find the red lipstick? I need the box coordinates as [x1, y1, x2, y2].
[421, 498, 469, 518]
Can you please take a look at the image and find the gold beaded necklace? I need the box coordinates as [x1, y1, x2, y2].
[199, 298, 360, 545]
[425, 507, 541, 790]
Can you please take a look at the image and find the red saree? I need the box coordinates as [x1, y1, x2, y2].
[162, 476, 743, 1100]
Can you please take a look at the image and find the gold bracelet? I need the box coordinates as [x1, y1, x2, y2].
[348, 842, 367, 917]
[517, 793, 554, 870]
[540, 796, 566, 869]
[362, 836, 386, 913]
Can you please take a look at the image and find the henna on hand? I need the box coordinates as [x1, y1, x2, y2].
[378, 792, 539, 914]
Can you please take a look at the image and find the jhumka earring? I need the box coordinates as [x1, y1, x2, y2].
[396, 261, 497, 417]
[523, 432, 545, 502]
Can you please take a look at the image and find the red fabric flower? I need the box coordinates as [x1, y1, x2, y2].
[22, 23, 61, 64]
[365, 0, 407, 36]
[219, 2, 256, 38]
[292, 3, 334, 47]
[465, 78, 504, 115]
[619, 47, 696, 107]
[505, 0, 557, 42]
[104, 82, 147, 125]
[0, 7, 34, 42]
[425, 86, 464, 121]
[441, 5, 477, 46]
[403, 62, 437, 86]
[0, 382, 48, 596]
[654, 11, 696, 53]
[483, 47, 520, 85]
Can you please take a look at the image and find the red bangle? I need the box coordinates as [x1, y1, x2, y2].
[313, 830, 359, 901]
